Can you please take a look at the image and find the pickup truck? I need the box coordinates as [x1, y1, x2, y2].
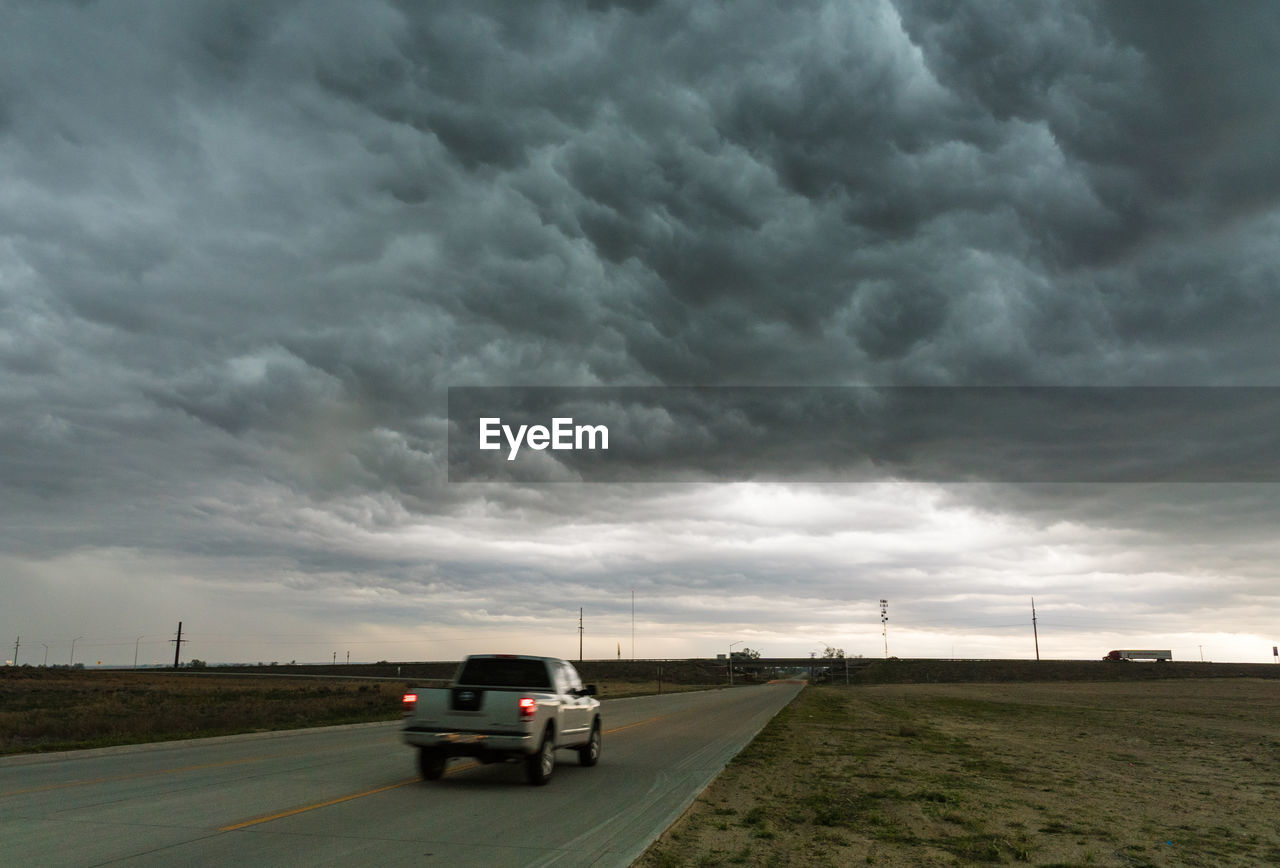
[401, 654, 602, 785]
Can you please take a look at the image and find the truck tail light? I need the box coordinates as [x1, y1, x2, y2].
[518, 697, 537, 720]
[402, 692, 417, 711]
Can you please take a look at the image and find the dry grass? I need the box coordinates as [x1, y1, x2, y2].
[0, 666, 721, 755]
[638, 679, 1280, 867]
[0, 668, 408, 754]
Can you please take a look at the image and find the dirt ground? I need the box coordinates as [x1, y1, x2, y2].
[638, 679, 1280, 867]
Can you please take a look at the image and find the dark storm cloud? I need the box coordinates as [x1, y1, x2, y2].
[896, 1, 1280, 345]
[1099, 1, 1280, 221]
[4, 0, 1278, 500]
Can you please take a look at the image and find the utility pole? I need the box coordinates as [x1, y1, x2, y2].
[171, 621, 186, 669]
[631, 589, 635, 660]
[1031, 597, 1040, 661]
[11, 636, 18, 666]
[578, 608, 583, 662]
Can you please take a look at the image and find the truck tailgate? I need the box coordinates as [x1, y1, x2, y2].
[407, 687, 535, 733]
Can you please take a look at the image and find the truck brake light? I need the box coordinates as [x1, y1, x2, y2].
[402, 692, 417, 711]
[518, 697, 537, 720]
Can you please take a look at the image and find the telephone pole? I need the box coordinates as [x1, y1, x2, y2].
[11, 636, 18, 666]
[1031, 597, 1040, 661]
[170, 621, 186, 669]
[578, 608, 583, 662]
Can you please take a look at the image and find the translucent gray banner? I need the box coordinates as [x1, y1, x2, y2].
[447, 387, 1280, 483]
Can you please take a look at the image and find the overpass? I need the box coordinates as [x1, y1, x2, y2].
[721, 656, 876, 669]
[719, 656, 880, 681]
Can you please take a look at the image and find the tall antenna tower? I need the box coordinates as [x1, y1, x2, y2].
[880, 599, 889, 659]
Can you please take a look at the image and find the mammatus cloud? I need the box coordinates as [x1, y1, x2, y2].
[2, 1, 1279, 664]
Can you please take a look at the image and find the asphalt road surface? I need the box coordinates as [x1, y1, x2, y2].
[0, 681, 802, 867]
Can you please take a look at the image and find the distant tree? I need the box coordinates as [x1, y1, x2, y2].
[822, 646, 845, 658]
[733, 647, 762, 659]
[188, 659, 207, 669]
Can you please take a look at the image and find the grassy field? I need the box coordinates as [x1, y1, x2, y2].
[0, 665, 719, 755]
[638, 679, 1280, 867]
[0, 668, 410, 754]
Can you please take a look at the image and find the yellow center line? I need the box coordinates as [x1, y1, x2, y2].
[218, 760, 482, 832]
[604, 714, 664, 735]
[220, 777, 419, 831]
[220, 715, 667, 832]
[0, 757, 263, 798]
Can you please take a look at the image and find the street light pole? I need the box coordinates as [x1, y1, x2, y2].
[729, 640, 744, 686]
[70, 636, 82, 666]
[134, 636, 144, 670]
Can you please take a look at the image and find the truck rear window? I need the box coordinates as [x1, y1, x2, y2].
[457, 658, 552, 688]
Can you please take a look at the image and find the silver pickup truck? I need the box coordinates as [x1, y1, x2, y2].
[401, 654, 602, 785]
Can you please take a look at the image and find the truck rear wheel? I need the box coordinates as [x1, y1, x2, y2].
[524, 727, 555, 786]
[418, 748, 446, 781]
[578, 720, 601, 767]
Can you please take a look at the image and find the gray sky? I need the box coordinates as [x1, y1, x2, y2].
[3, 0, 1278, 666]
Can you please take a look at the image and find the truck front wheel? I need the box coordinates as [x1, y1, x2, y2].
[524, 727, 555, 786]
[418, 748, 446, 781]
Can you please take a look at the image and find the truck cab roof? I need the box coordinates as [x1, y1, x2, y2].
[455, 655, 566, 689]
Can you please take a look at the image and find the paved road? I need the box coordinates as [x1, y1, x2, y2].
[0, 682, 802, 867]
